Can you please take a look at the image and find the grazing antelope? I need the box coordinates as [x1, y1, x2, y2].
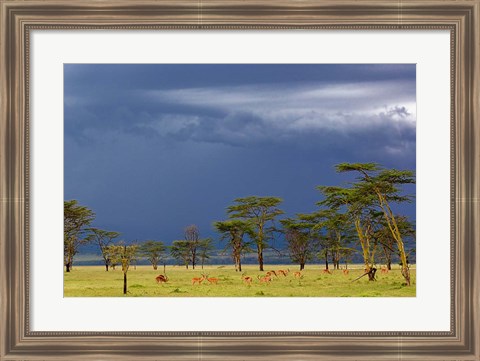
[381, 266, 389, 274]
[242, 274, 253, 285]
[293, 271, 302, 278]
[206, 275, 219, 285]
[342, 269, 349, 275]
[192, 274, 206, 285]
[322, 269, 332, 275]
[155, 274, 168, 284]
[266, 270, 277, 278]
[277, 269, 289, 277]
[258, 275, 272, 284]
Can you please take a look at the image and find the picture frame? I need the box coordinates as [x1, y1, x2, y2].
[1, 0, 478, 359]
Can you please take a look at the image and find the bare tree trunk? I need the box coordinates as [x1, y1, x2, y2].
[238, 258, 242, 272]
[66, 263, 71, 272]
[300, 263, 305, 271]
[105, 264, 109, 272]
[123, 273, 127, 294]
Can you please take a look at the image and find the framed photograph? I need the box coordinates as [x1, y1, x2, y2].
[1, 0, 478, 360]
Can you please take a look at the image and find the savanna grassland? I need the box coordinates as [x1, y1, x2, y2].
[64, 264, 416, 297]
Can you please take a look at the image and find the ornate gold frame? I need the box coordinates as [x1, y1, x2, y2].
[1, 1, 479, 359]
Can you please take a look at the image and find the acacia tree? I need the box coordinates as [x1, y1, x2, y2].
[197, 238, 214, 269]
[376, 216, 415, 270]
[214, 219, 253, 272]
[170, 240, 192, 269]
[227, 196, 284, 271]
[64, 200, 95, 272]
[185, 224, 200, 269]
[340, 247, 356, 269]
[317, 186, 380, 280]
[86, 228, 120, 271]
[106, 243, 138, 295]
[281, 218, 316, 271]
[315, 209, 354, 270]
[336, 163, 415, 286]
[140, 240, 166, 270]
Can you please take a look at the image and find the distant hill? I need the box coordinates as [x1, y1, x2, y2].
[74, 238, 416, 267]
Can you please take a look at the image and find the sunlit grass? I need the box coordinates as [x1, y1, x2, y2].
[64, 264, 416, 297]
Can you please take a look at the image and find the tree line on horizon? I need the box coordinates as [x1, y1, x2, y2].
[64, 162, 416, 287]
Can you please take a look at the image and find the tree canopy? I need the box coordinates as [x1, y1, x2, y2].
[139, 240, 166, 270]
[214, 219, 253, 272]
[64, 200, 95, 272]
[227, 196, 284, 271]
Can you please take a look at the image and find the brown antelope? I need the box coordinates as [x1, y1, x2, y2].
[293, 271, 302, 278]
[266, 270, 277, 278]
[342, 269, 349, 275]
[191, 274, 206, 285]
[242, 274, 253, 285]
[155, 274, 168, 284]
[322, 269, 332, 275]
[206, 276, 219, 285]
[381, 266, 389, 274]
[258, 275, 272, 284]
[277, 269, 289, 277]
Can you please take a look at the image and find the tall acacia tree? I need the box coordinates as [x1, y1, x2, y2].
[335, 163, 415, 286]
[214, 219, 253, 272]
[64, 200, 95, 272]
[227, 196, 284, 271]
[317, 186, 380, 279]
[86, 228, 120, 271]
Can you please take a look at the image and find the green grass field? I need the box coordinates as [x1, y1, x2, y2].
[64, 264, 416, 297]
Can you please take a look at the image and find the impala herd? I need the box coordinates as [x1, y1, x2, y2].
[154, 266, 391, 286]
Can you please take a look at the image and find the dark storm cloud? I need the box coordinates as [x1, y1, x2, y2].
[64, 64, 415, 90]
[64, 64, 416, 244]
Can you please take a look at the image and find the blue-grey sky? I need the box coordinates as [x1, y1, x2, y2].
[64, 64, 416, 247]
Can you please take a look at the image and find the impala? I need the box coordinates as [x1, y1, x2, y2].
[342, 269, 349, 275]
[206, 276, 219, 285]
[258, 275, 272, 284]
[266, 270, 277, 277]
[277, 269, 289, 277]
[242, 274, 253, 285]
[293, 271, 302, 278]
[381, 266, 389, 274]
[266, 271, 278, 277]
[192, 274, 206, 285]
[155, 274, 168, 284]
[322, 269, 332, 275]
